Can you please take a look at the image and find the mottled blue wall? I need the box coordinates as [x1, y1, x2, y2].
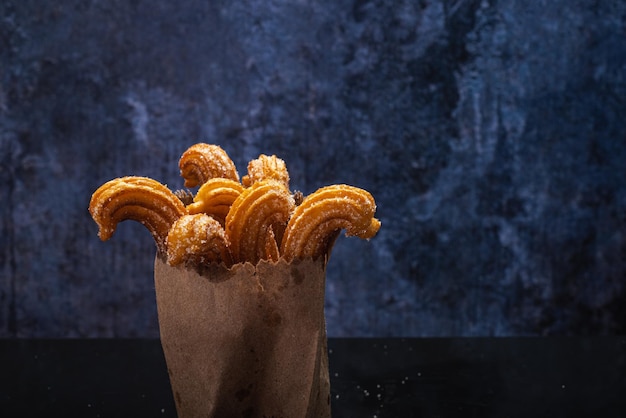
[1, 0, 625, 337]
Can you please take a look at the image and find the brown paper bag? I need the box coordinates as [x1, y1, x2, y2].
[154, 256, 331, 418]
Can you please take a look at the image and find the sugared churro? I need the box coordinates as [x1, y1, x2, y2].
[280, 185, 380, 261]
[166, 214, 232, 267]
[179, 143, 239, 188]
[186, 178, 244, 226]
[89, 176, 187, 254]
[241, 154, 290, 190]
[225, 180, 295, 264]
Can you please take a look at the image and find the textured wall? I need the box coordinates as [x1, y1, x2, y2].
[1, 0, 625, 337]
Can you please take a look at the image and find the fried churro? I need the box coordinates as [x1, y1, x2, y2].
[89, 176, 187, 254]
[166, 213, 232, 267]
[225, 180, 295, 264]
[179, 143, 239, 188]
[281, 185, 380, 261]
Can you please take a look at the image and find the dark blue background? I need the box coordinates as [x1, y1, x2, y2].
[1, 0, 625, 337]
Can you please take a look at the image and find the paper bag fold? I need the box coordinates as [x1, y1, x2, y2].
[154, 257, 331, 418]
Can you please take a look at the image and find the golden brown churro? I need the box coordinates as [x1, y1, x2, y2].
[241, 154, 290, 190]
[89, 176, 187, 254]
[179, 143, 239, 188]
[225, 180, 295, 264]
[280, 185, 381, 261]
[186, 178, 244, 226]
[166, 214, 232, 267]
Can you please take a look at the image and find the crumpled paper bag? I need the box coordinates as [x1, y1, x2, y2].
[154, 256, 331, 418]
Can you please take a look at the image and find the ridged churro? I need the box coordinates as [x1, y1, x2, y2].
[166, 214, 232, 267]
[186, 178, 244, 225]
[89, 176, 187, 254]
[225, 180, 295, 264]
[281, 185, 380, 261]
[241, 154, 290, 190]
[179, 143, 239, 188]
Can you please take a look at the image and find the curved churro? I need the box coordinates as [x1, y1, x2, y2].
[186, 178, 245, 225]
[166, 214, 232, 267]
[280, 184, 380, 261]
[89, 176, 187, 254]
[179, 143, 239, 188]
[225, 180, 295, 264]
[241, 154, 290, 190]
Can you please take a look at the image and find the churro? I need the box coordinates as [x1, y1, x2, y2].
[89, 176, 187, 254]
[281, 184, 380, 261]
[225, 180, 295, 264]
[241, 154, 290, 190]
[186, 178, 244, 225]
[166, 214, 232, 267]
[179, 143, 239, 188]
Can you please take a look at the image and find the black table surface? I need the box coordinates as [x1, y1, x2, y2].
[1, 337, 625, 417]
